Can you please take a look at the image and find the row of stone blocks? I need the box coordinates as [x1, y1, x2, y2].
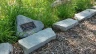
[53, 9, 96, 31]
[16, 15, 56, 54]
[0, 8, 96, 54]
[17, 9, 96, 54]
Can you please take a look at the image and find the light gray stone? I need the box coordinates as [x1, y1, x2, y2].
[91, 6, 96, 9]
[0, 43, 13, 54]
[51, 0, 71, 7]
[74, 9, 96, 21]
[17, 15, 44, 38]
[53, 18, 78, 31]
[18, 28, 56, 54]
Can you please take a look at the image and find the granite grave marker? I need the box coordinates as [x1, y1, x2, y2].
[17, 15, 44, 38]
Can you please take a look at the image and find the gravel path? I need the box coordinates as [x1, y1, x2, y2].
[13, 15, 96, 54]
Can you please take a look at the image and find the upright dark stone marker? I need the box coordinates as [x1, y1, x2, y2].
[17, 15, 44, 38]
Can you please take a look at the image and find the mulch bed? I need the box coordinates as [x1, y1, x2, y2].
[13, 15, 96, 54]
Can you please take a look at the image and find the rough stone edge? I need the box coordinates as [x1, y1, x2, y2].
[74, 9, 96, 21]
[0, 43, 13, 54]
[16, 15, 44, 38]
[18, 28, 56, 54]
[53, 18, 79, 31]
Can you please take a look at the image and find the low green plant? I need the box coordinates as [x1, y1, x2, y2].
[74, 0, 92, 12]
[56, 1, 76, 19]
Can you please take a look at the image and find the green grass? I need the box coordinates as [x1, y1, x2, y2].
[0, 0, 92, 43]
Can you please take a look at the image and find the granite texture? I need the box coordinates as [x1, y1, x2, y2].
[18, 28, 56, 54]
[0, 43, 13, 54]
[53, 18, 78, 31]
[74, 9, 96, 21]
[17, 15, 44, 38]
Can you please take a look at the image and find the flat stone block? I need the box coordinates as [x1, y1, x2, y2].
[74, 9, 96, 21]
[91, 6, 96, 9]
[53, 18, 78, 31]
[17, 15, 44, 38]
[18, 28, 56, 54]
[0, 43, 13, 54]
